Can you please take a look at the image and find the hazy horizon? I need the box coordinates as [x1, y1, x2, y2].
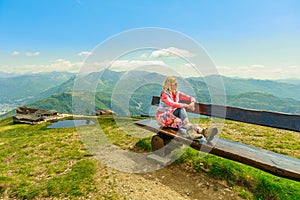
[1, 68, 300, 82]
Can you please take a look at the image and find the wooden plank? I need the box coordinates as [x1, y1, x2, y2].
[152, 96, 300, 132]
[134, 119, 300, 181]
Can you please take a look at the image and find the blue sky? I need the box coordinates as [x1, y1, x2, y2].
[0, 0, 299, 79]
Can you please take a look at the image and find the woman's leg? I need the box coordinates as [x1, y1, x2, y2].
[173, 108, 207, 139]
[172, 108, 189, 128]
[174, 107, 206, 132]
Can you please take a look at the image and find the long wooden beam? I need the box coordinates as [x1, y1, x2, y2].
[152, 96, 300, 132]
[135, 119, 300, 181]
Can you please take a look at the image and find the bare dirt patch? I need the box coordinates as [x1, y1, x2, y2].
[92, 161, 243, 200]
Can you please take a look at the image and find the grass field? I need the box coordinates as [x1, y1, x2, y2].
[0, 116, 299, 199]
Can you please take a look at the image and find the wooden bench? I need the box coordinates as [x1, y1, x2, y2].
[134, 96, 300, 181]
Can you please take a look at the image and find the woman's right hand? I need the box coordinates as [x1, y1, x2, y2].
[186, 102, 195, 111]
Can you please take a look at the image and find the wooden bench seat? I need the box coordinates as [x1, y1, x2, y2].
[135, 119, 300, 181]
[134, 96, 300, 181]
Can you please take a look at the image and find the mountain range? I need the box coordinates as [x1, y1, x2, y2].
[1, 70, 300, 117]
[0, 72, 73, 104]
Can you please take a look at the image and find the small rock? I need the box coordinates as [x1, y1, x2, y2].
[197, 183, 203, 187]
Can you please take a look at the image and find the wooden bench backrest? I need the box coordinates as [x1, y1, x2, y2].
[151, 96, 300, 132]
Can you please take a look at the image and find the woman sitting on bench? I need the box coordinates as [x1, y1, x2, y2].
[156, 77, 217, 141]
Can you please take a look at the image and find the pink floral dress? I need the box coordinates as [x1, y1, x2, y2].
[156, 90, 195, 128]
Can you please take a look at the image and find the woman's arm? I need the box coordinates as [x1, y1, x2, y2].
[161, 92, 187, 108]
[179, 92, 195, 102]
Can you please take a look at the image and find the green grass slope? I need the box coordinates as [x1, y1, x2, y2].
[0, 116, 299, 199]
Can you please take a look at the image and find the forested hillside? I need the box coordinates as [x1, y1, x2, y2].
[1, 70, 300, 116]
[0, 72, 73, 104]
[27, 70, 300, 115]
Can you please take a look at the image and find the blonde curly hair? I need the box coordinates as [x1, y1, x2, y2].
[162, 77, 177, 92]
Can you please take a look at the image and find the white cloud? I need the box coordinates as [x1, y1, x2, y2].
[110, 59, 168, 70]
[150, 47, 194, 58]
[25, 51, 40, 56]
[151, 49, 170, 58]
[140, 53, 148, 59]
[109, 59, 185, 77]
[216, 64, 300, 80]
[77, 51, 92, 56]
[0, 59, 83, 74]
[76, 59, 178, 77]
[110, 59, 210, 77]
[216, 65, 231, 70]
[250, 64, 265, 69]
[47, 59, 83, 73]
[174, 63, 200, 77]
[288, 65, 298, 69]
[182, 63, 196, 68]
[11, 51, 20, 56]
[0, 64, 37, 74]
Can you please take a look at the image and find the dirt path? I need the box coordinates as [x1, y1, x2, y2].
[93, 161, 244, 200]
[79, 127, 244, 200]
